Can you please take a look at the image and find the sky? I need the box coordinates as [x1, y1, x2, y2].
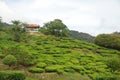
[0, 0, 120, 36]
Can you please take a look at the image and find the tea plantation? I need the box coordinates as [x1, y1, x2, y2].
[0, 35, 120, 80]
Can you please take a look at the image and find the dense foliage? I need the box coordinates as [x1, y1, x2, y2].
[106, 55, 120, 72]
[3, 55, 17, 67]
[3, 46, 36, 66]
[94, 34, 120, 50]
[0, 71, 26, 80]
[40, 19, 70, 37]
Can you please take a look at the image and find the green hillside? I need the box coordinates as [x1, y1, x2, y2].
[0, 19, 120, 80]
[0, 34, 120, 80]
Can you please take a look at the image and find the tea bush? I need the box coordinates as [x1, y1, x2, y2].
[28, 67, 44, 73]
[0, 54, 5, 59]
[3, 55, 17, 67]
[71, 65, 85, 72]
[0, 71, 26, 80]
[36, 62, 47, 68]
[45, 65, 64, 72]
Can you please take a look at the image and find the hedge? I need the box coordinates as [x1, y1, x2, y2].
[36, 62, 47, 68]
[0, 71, 26, 80]
[28, 67, 44, 73]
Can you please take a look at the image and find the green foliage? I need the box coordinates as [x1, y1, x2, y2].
[37, 62, 47, 68]
[0, 71, 26, 80]
[88, 73, 115, 80]
[28, 68, 44, 73]
[1, 27, 120, 80]
[0, 54, 5, 59]
[11, 20, 22, 26]
[3, 55, 17, 67]
[56, 69, 64, 74]
[94, 34, 120, 50]
[3, 46, 36, 66]
[45, 65, 64, 72]
[11, 26, 25, 42]
[106, 56, 120, 72]
[18, 53, 36, 66]
[40, 19, 70, 37]
[71, 65, 85, 73]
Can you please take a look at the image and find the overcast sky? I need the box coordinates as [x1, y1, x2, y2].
[0, 0, 120, 36]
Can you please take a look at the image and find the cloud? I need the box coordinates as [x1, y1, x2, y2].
[0, 0, 29, 23]
[0, 0, 14, 22]
[1, 0, 120, 35]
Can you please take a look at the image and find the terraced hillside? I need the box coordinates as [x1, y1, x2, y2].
[0, 35, 120, 80]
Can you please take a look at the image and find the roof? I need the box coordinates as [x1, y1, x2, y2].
[26, 24, 39, 28]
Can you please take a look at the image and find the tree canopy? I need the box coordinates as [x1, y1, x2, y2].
[94, 34, 120, 50]
[11, 20, 22, 27]
[40, 19, 70, 37]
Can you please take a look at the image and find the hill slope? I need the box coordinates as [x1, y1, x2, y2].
[0, 35, 120, 80]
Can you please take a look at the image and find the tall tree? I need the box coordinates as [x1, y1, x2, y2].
[11, 20, 22, 27]
[40, 19, 70, 37]
[11, 20, 26, 42]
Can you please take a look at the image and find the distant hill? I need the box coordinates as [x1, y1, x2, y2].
[113, 32, 120, 35]
[0, 22, 11, 28]
[70, 30, 95, 43]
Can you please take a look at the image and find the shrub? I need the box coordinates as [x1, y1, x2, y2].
[2, 46, 36, 66]
[36, 62, 47, 68]
[3, 55, 17, 67]
[0, 54, 5, 59]
[0, 71, 26, 80]
[106, 56, 120, 72]
[95, 74, 115, 80]
[28, 67, 44, 73]
[71, 65, 85, 72]
[19, 54, 36, 66]
[88, 73, 114, 80]
[70, 59, 79, 64]
[44, 59, 57, 65]
[64, 68, 75, 73]
[94, 34, 120, 50]
[56, 69, 64, 74]
[45, 65, 64, 72]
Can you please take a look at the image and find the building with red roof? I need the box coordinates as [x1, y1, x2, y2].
[25, 24, 40, 32]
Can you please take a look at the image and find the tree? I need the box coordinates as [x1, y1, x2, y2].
[3, 55, 17, 67]
[40, 19, 70, 37]
[11, 20, 28, 42]
[11, 20, 22, 26]
[94, 34, 120, 50]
